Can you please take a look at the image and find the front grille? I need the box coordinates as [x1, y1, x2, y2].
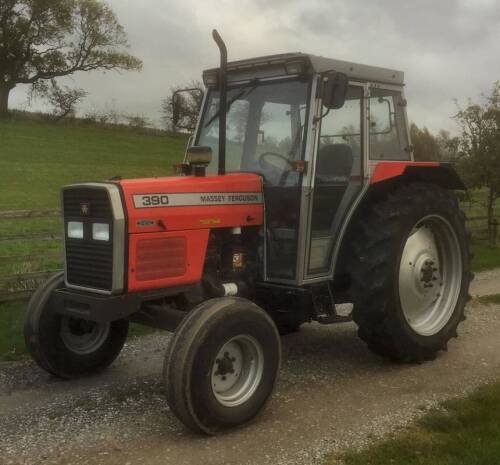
[63, 188, 113, 218]
[63, 186, 115, 292]
[66, 239, 113, 290]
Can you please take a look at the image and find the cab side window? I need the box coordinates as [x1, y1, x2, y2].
[369, 88, 410, 160]
[310, 86, 363, 233]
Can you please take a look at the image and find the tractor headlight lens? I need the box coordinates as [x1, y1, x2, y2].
[67, 221, 84, 239]
[92, 223, 110, 241]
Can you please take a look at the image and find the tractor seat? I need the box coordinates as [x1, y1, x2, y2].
[315, 143, 354, 185]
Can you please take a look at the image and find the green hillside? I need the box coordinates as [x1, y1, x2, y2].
[0, 118, 188, 360]
[0, 118, 188, 210]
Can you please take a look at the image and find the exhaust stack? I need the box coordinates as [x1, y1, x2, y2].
[212, 29, 227, 176]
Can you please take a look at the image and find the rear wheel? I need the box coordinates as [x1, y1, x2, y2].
[346, 183, 472, 362]
[24, 272, 129, 378]
[164, 297, 281, 434]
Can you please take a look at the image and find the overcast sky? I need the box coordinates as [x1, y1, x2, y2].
[9, 0, 500, 133]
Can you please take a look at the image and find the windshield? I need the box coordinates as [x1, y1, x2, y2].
[197, 78, 310, 185]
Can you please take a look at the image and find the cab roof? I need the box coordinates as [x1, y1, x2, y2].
[203, 53, 404, 87]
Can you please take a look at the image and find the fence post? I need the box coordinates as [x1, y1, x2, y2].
[490, 218, 499, 246]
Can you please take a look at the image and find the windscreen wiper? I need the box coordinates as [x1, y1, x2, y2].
[205, 78, 259, 127]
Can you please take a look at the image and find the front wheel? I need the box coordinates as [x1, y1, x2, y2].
[24, 272, 129, 378]
[347, 183, 472, 362]
[164, 297, 281, 434]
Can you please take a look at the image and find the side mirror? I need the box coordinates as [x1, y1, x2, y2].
[321, 72, 348, 110]
[172, 93, 182, 126]
[171, 88, 204, 131]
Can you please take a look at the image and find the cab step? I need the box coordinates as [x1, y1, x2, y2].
[317, 313, 352, 325]
[311, 283, 353, 325]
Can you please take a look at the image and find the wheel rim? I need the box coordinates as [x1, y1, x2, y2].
[399, 214, 463, 336]
[211, 335, 264, 408]
[60, 317, 110, 355]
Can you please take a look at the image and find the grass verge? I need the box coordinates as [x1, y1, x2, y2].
[327, 382, 500, 465]
[472, 241, 500, 273]
[478, 294, 500, 306]
[0, 300, 27, 361]
[0, 300, 158, 362]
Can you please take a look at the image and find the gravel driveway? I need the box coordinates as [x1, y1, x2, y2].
[1, 271, 500, 465]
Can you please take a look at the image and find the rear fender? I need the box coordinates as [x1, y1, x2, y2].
[370, 161, 466, 190]
[333, 161, 465, 285]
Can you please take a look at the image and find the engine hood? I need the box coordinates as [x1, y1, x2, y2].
[118, 173, 264, 233]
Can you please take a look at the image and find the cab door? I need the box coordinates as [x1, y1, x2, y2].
[260, 94, 308, 282]
[304, 83, 366, 278]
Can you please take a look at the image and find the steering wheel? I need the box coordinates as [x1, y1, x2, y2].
[258, 152, 294, 186]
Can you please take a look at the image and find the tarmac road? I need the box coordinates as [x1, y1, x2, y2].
[1, 269, 499, 465]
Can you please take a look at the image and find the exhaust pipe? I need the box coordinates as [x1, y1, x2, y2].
[212, 29, 227, 176]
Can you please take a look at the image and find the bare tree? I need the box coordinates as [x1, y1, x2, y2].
[34, 79, 87, 121]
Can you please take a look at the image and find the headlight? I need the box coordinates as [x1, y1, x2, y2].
[92, 223, 110, 241]
[67, 221, 84, 239]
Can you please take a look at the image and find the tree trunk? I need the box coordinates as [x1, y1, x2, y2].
[0, 85, 12, 117]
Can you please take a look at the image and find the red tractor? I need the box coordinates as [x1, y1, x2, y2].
[25, 31, 471, 434]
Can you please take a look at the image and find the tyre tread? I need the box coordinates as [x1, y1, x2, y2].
[346, 182, 472, 362]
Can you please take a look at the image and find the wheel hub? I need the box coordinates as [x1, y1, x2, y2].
[211, 335, 264, 407]
[420, 259, 436, 285]
[60, 316, 110, 355]
[214, 351, 237, 378]
[399, 216, 462, 336]
[413, 254, 441, 294]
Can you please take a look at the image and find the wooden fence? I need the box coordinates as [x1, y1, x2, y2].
[0, 209, 63, 303]
[0, 207, 498, 304]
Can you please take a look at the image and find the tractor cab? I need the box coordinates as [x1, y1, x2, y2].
[181, 52, 411, 285]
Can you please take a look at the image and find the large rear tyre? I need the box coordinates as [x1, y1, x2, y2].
[24, 272, 129, 378]
[164, 297, 281, 434]
[347, 183, 472, 362]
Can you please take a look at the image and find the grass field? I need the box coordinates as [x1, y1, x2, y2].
[0, 118, 187, 210]
[0, 117, 188, 282]
[0, 118, 187, 360]
[327, 381, 500, 465]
